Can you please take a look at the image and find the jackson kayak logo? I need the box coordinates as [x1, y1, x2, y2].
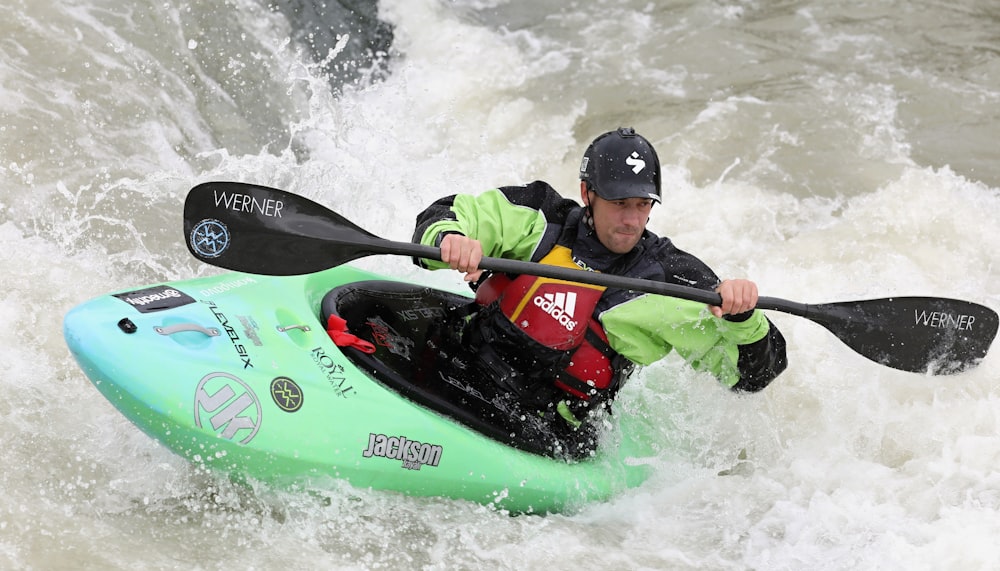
[534, 291, 578, 331]
[193, 372, 261, 444]
[113, 285, 195, 313]
[270, 377, 303, 412]
[190, 218, 230, 258]
[362, 433, 443, 471]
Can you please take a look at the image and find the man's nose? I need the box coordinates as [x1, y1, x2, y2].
[622, 206, 645, 225]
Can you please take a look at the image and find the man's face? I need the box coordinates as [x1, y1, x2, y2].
[583, 190, 654, 254]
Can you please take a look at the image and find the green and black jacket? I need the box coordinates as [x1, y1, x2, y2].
[413, 181, 787, 392]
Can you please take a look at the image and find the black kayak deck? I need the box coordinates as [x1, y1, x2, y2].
[321, 280, 594, 458]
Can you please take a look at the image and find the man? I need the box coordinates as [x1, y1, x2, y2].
[412, 127, 787, 443]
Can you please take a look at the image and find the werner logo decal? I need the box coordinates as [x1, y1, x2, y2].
[212, 189, 283, 217]
[190, 219, 230, 258]
[914, 309, 977, 331]
[362, 433, 443, 471]
[194, 372, 261, 444]
[534, 291, 578, 331]
[113, 285, 195, 313]
[270, 377, 303, 412]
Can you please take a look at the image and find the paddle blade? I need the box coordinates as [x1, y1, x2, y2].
[806, 297, 998, 374]
[183, 182, 380, 275]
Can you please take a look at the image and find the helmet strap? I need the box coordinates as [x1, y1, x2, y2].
[583, 188, 596, 230]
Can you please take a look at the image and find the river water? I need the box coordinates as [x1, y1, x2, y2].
[3, 1, 999, 569]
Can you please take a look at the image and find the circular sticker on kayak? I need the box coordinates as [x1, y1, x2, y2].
[270, 377, 303, 412]
[190, 218, 230, 258]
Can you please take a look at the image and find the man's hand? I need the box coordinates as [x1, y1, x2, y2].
[712, 279, 759, 318]
[439, 233, 485, 282]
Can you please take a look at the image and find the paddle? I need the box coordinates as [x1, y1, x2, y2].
[183, 181, 998, 375]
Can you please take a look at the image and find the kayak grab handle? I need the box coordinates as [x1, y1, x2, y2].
[276, 324, 312, 333]
[154, 323, 221, 337]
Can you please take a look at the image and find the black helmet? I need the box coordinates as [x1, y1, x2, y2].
[579, 127, 661, 203]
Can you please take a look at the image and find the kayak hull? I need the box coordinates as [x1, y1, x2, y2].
[63, 265, 652, 513]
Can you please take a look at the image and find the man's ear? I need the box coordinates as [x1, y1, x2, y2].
[580, 181, 590, 206]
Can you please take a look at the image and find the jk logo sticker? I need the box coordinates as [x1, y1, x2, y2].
[190, 218, 230, 258]
[194, 372, 261, 444]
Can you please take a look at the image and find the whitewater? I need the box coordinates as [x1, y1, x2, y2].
[2, 0, 999, 569]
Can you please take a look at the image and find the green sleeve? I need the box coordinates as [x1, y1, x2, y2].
[416, 189, 548, 269]
[600, 295, 772, 388]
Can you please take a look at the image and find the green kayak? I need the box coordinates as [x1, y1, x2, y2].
[63, 265, 654, 513]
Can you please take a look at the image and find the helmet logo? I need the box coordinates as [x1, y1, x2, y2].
[625, 151, 646, 174]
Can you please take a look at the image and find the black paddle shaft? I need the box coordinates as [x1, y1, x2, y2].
[183, 181, 998, 375]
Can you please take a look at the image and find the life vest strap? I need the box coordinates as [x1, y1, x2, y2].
[584, 327, 615, 359]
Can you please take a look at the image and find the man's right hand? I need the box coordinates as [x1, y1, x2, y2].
[712, 278, 759, 318]
[439, 233, 485, 282]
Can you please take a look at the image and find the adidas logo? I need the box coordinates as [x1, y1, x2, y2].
[533, 291, 579, 331]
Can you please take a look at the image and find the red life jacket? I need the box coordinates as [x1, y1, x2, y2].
[474, 245, 620, 401]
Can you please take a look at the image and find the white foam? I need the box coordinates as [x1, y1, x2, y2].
[2, 0, 999, 568]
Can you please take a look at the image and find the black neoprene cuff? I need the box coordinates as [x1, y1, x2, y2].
[724, 310, 755, 322]
[434, 231, 464, 247]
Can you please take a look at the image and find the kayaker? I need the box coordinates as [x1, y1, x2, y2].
[412, 127, 787, 435]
